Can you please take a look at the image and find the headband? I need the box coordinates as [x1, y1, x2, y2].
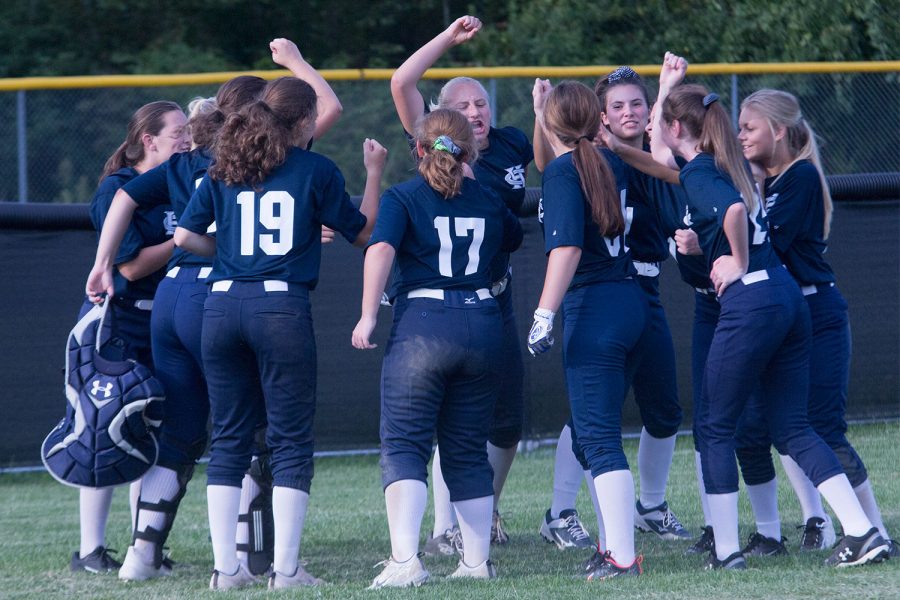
[608, 66, 639, 83]
[703, 93, 720, 108]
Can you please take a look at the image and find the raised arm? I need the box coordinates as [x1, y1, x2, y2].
[85, 188, 139, 301]
[390, 15, 482, 133]
[352, 138, 389, 248]
[650, 51, 688, 168]
[599, 126, 681, 185]
[270, 38, 342, 140]
[351, 242, 396, 350]
[532, 78, 555, 172]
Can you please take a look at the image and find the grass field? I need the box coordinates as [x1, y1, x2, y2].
[1, 422, 898, 599]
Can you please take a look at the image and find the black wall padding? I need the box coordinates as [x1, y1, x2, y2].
[0, 196, 897, 465]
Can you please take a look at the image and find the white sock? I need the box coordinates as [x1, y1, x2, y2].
[454, 495, 493, 566]
[236, 470, 262, 568]
[854, 479, 889, 540]
[707, 492, 740, 560]
[550, 425, 584, 518]
[208, 485, 241, 574]
[637, 428, 675, 508]
[584, 470, 605, 550]
[430, 446, 456, 536]
[593, 470, 635, 565]
[779, 453, 826, 521]
[745, 478, 781, 539]
[695, 451, 713, 527]
[384, 479, 427, 563]
[818, 474, 871, 537]
[129, 480, 141, 534]
[272, 487, 309, 576]
[134, 466, 182, 561]
[79, 487, 114, 557]
[487, 442, 517, 510]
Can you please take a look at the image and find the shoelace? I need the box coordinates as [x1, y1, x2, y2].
[99, 547, 120, 567]
[799, 521, 825, 545]
[563, 514, 591, 541]
[661, 508, 685, 532]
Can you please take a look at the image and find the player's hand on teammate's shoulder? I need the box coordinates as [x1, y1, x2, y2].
[363, 138, 388, 173]
[445, 15, 482, 46]
[270, 38, 302, 68]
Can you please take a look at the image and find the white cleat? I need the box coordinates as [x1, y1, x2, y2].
[209, 564, 257, 591]
[368, 555, 429, 589]
[449, 558, 497, 579]
[118, 545, 173, 581]
[268, 564, 324, 589]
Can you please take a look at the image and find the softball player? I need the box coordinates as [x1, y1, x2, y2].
[654, 64, 887, 569]
[72, 100, 189, 574]
[353, 108, 523, 588]
[739, 88, 895, 554]
[174, 76, 386, 590]
[530, 80, 649, 580]
[86, 40, 344, 580]
[391, 15, 533, 550]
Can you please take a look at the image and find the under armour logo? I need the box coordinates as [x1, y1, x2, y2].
[504, 164, 526, 189]
[838, 548, 853, 561]
[163, 210, 178, 235]
[91, 380, 114, 399]
[465, 296, 476, 304]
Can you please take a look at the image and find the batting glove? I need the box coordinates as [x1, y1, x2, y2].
[528, 308, 555, 356]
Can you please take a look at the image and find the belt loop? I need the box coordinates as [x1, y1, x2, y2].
[166, 266, 180, 279]
[211, 280, 233, 292]
[199, 267, 212, 279]
[263, 280, 289, 292]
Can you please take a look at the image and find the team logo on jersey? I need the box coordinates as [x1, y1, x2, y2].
[683, 206, 693, 227]
[765, 192, 779, 212]
[504, 165, 526, 189]
[163, 210, 177, 235]
[537, 197, 544, 223]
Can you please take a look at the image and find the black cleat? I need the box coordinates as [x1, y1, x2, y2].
[70, 546, 121, 573]
[686, 526, 715, 555]
[741, 532, 788, 557]
[799, 516, 836, 551]
[825, 528, 889, 567]
[706, 551, 747, 570]
[585, 551, 643, 581]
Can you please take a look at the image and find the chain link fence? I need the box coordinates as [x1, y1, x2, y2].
[0, 67, 896, 203]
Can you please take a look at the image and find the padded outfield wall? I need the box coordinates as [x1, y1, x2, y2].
[0, 190, 897, 466]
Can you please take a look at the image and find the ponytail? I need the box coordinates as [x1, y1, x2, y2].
[190, 75, 266, 151]
[415, 109, 478, 199]
[100, 100, 183, 181]
[545, 81, 623, 236]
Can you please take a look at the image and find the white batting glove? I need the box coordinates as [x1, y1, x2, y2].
[528, 308, 556, 356]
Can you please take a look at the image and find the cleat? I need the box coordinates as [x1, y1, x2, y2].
[887, 540, 899, 558]
[581, 547, 607, 574]
[449, 558, 497, 579]
[369, 554, 429, 589]
[825, 528, 889, 567]
[706, 551, 747, 570]
[635, 500, 691, 540]
[799, 516, 836, 551]
[585, 551, 643, 580]
[70, 546, 121, 573]
[741, 532, 788, 557]
[686, 526, 715, 555]
[118, 546, 173, 581]
[423, 526, 463, 557]
[540, 508, 594, 550]
[491, 511, 509, 545]
[209, 564, 257, 590]
[268, 564, 324, 589]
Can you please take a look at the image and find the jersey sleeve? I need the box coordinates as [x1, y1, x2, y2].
[122, 162, 170, 209]
[316, 165, 366, 244]
[367, 188, 408, 250]
[178, 175, 217, 234]
[542, 165, 586, 253]
[89, 175, 144, 266]
[765, 164, 820, 255]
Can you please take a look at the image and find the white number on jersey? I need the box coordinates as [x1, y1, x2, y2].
[433, 216, 486, 277]
[236, 191, 295, 256]
[603, 189, 634, 256]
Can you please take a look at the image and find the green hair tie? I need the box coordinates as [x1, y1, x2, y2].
[432, 135, 462, 156]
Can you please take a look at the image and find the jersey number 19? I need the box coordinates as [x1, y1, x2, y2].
[236, 191, 294, 256]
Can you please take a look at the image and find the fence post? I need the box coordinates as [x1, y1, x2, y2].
[730, 73, 739, 129]
[17, 90, 27, 203]
[489, 78, 497, 127]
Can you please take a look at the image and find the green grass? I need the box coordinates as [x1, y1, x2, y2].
[1, 422, 898, 599]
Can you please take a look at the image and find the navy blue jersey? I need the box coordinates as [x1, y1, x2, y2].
[678, 153, 778, 274]
[178, 147, 366, 287]
[622, 156, 669, 264]
[371, 175, 523, 299]
[90, 167, 175, 299]
[764, 160, 834, 285]
[540, 151, 636, 288]
[123, 149, 213, 270]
